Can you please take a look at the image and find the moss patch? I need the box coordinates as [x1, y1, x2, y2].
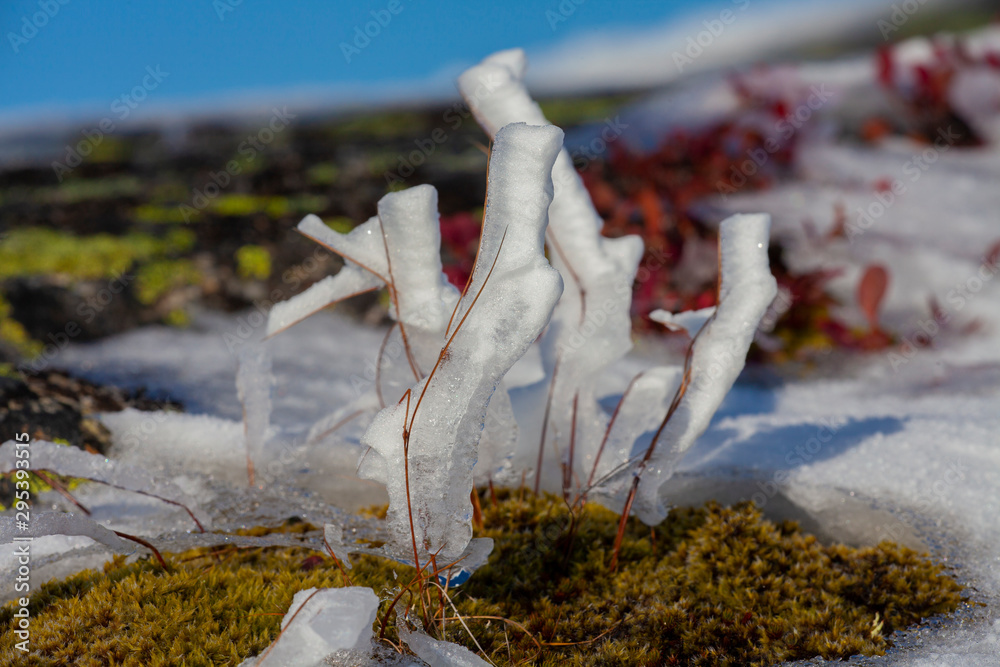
[0, 493, 965, 666]
[0, 227, 195, 282]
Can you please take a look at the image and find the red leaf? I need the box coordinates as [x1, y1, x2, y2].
[858, 265, 889, 331]
[986, 239, 1000, 268]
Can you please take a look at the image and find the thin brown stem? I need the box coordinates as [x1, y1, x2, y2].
[257, 588, 322, 666]
[377, 214, 422, 381]
[375, 322, 399, 408]
[33, 470, 90, 516]
[311, 409, 365, 446]
[113, 530, 167, 569]
[562, 392, 579, 501]
[585, 371, 647, 493]
[407, 227, 509, 438]
[534, 351, 562, 495]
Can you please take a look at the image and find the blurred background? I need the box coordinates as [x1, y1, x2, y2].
[0, 0, 997, 383]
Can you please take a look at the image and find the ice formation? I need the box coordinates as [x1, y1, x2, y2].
[601, 215, 777, 524]
[357, 122, 564, 561]
[0, 439, 209, 530]
[397, 609, 491, 667]
[456, 50, 776, 523]
[459, 49, 646, 494]
[0, 511, 133, 555]
[236, 344, 274, 485]
[260, 49, 776, 561]
[242, 586, 379, 667]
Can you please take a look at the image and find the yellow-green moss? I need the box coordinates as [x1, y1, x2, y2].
[134, 258, 202, 306]
[206, 194, 329, 219]
[306, 163, 340, 186]
[133, 203, 198, 224]
[235, 245, 272, 281]
[0, 494, 965, 666]
[0, 228, 194, 281]
[0, 294, 42, 359]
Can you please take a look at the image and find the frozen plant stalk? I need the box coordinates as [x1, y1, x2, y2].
[599, 214, 777, 526]
[459, 49, 645, 494]
[358, 122, 564, 562]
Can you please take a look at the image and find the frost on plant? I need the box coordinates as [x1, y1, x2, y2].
[236, 344, 273, 487]
[267, 50, 777, 565]
[459, 49, 646, 495]
[357, 122, 564, 562]
[269, 122, 564, 562]
[597, 215, 777, 525]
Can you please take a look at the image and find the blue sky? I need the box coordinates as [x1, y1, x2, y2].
[1, 0, 909, 125]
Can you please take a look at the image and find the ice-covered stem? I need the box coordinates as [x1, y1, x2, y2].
[266, 186, 457, 353]
[358, 122, 564, 562]
[0, 511, 134, 554]
[458, 49, 644, 494]
[613, 214, 777, 528]
[236, 344, 272, 487]
[0, 439, 210, 531]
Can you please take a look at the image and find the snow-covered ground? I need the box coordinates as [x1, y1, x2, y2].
[4, 27, 1000, 666]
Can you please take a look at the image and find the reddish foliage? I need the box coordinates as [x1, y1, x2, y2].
[439, 211, 481, 288]
[857, 264, 889, 332]
[584, 121, 796, 324]
[871, 36, 999, 146]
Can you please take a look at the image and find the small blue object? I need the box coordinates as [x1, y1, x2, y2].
[438, 569, 472, 587]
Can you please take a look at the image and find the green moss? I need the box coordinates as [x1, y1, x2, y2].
[0, 293, 42, 359]
[29, 175, 143, 205]
[0, 494, 965, 666]
[306, 162, 340, 186]
[207, 194, 329, 219]
[328, 111, 430, 140]
[235, 245, 272, 281]
[0, 228, 193, 281]
[133, 203, 199, 224]
[324, 217, 355, 234]
[134, 258, 201, 306]
[537, 94, 637, 128]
